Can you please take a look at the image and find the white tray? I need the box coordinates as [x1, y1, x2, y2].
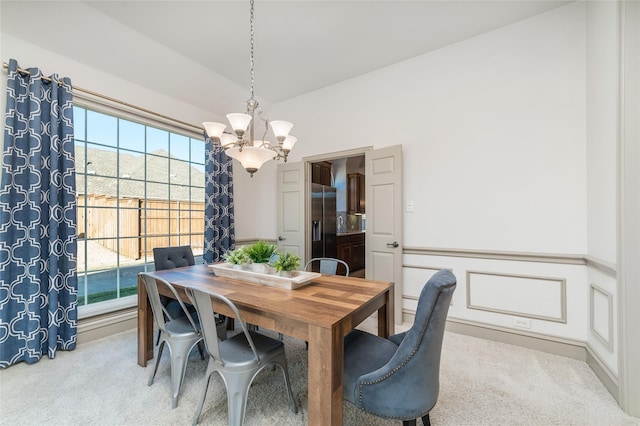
[208, 263, 321, 290]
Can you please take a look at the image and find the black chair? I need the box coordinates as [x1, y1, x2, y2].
[153, 245, 196, 317]
[153, 246, 227, 341]
[342, 270, 457, 426]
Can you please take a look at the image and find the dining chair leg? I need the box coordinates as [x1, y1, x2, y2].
[275, 355, 298, 414]
[192, 364, 215, 426]
[148, 339, 166, 386]
[403, 420, 417, 426]
[422, 413, 431, 426]
[197, 341, 205, 360]
[170, 339, 202, 409]
[224, 371, 254, 426]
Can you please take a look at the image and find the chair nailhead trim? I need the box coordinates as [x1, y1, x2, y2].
[357, 292, 443, 419]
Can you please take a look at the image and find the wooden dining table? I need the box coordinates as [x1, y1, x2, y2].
[137, 264, 394, 426]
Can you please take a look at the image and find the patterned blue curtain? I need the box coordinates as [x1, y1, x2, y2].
[203, 135, 235, 263]
[0, 59, 77, 367]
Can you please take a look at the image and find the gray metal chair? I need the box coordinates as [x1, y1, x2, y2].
[342, 270, 457, 426]
[304, 257, 350, 276]
[139, 272, 204, 409]
[187, 287, 298, 426]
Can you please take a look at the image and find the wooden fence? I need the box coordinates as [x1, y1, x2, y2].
[78, 194, 205, 260]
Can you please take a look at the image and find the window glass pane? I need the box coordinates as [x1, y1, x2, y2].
[170, 133, 190, 162]
[169, 158, 190, 188]
[147, 185, 169, 207]
[169, 189, 186, 202]
[73, 106, 86, 140]
[75, 142, 87, 174]
[147, 154, 169, 184]
[191, 137, 205, 166]
[86, 176, 118, 200]
[191, 167, 206, 188]
[191, 187, 205, 203]
[147, 127, 168, 153]
[77, 270, 88, 306]
[119, 119, 145, 153]
[120, 179, 144, 199]
[84, 238, 118, 305]
[118, 148, 144, 181]
[87, 110, 117, 147]
[86, 143, 117, 178]
[119, 204, 140, 239]
[86, 205, 118, 239]
[118, 265, 141, 298]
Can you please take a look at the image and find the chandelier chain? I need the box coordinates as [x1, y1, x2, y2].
[202, 0, 295, 177]
[249, 0, 255, 101]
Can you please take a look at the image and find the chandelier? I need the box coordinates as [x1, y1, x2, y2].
[203, 0, 297, 177]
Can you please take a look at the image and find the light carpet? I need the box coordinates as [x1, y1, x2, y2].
[1, 325, 638, 426]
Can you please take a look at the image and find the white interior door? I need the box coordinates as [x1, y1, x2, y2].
[366, 145, 403, 324]
[276, 162, 305, 257]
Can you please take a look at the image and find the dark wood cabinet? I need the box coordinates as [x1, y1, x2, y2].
[347, 173, 365, 214]
[312, 161, 332, 186]
[337, 232, 365, 273]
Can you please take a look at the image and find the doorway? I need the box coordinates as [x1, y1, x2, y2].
[309, 154, 366, 278]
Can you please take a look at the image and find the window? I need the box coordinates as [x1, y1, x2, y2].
[74, 106, 205, 316]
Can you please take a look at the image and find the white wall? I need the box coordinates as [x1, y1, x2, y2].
[273, 3, 588, 255]
[266, 2, 598, 346]
[585, 1, 619, 375]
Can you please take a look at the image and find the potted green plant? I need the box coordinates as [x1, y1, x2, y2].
[244, 240, 278, 273]
[222, 247, 250, 269]
[271, 251, 302, 277]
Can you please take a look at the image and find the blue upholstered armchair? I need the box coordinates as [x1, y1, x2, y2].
[343, 270, 457, 426]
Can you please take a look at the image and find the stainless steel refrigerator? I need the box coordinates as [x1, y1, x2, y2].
[311, 183, 337, 262]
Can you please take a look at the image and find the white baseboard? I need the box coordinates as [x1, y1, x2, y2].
[586, 343, 619, 402]
[423, 314, 621, 406]
[77, 307, 137, 344]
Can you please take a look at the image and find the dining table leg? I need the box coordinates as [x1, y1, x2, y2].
[378, 287, 395, 338]
[307, 324, 343, 426]
[137, 275, 153, 367]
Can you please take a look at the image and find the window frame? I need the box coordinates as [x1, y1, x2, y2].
[73, 97, 206, 319]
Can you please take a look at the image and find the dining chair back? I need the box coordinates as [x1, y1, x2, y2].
[187, 287, 298, 426]
[342, 269, 457, 426]
[153, 246, 227, 340]
[153, 245, 195, 270]
[139, 272, 204, 409]
[304, 257, 350, 276]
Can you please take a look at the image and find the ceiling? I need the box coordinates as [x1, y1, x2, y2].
[2, 1, 571, 111]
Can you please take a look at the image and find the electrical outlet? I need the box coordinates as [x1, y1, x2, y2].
[513, 317, 531, 329]
[406, 200, 414, 212]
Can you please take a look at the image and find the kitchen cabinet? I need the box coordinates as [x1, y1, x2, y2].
[312, 161, 332, 186]
[337, 232, 365, 273]
[347, 173, 365, 214]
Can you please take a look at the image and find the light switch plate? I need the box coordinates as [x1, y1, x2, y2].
[406, 200, 414, 212]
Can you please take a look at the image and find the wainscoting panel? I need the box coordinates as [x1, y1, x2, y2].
[403, 265, 453, 313]
[590, 283, 614, 351]
[466, 270, 566, 323]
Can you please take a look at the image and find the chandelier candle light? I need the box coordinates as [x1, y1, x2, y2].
[203, 0, 297, 177]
